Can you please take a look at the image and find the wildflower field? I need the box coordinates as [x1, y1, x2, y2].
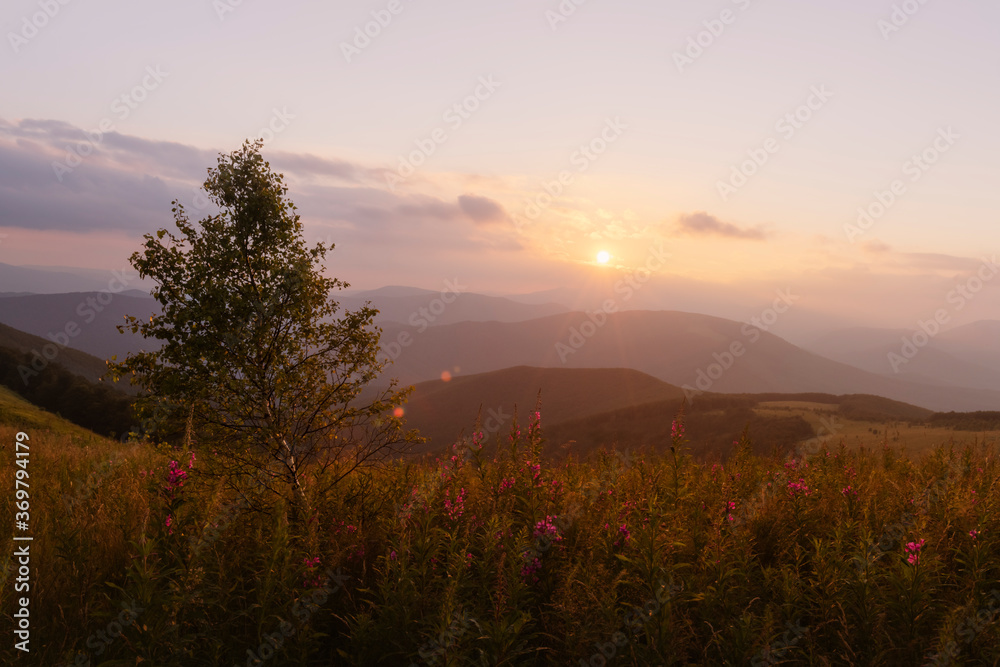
[3, 404, 1000, 666]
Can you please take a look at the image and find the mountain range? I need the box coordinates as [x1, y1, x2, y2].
[1, 264, 997, 418]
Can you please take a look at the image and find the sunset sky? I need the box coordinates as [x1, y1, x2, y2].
[2, 0, 998, 336]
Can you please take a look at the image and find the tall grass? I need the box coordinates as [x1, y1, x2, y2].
[2, 413, 1000, 665]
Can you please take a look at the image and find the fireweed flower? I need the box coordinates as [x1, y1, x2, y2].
[841, 485, 858, 498]
[533, 516, 564, 544]
[970, 529, 981, 540]
[521, 557, 542, 582]
[671, 419, 685, 441]
[521, 516, 564, 582]
[163, 453, 195, 498]
[787, 478, 811, 497]
[165, 514, 174, 534]
[905, 538, 926, 565]
[614, 524, 631, 548]
[443, 487, 467, 521]
[303, 557, 323, 587]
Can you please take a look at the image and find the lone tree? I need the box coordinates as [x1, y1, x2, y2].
[109, 140, 417, 522]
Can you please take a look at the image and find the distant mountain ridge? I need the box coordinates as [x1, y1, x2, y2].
[1, 282, 997, 414]
[340, 288, 569, 326]
[381, 310, 1000, 412]
[0, 292, 161, 363]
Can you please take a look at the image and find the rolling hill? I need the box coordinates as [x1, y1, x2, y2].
[0, 321, 115, 385]
[381, 310, 1000, 413]
[398, 366, 950, 460]
[400, 365, 686, 453]
[0, 292, 160, 363]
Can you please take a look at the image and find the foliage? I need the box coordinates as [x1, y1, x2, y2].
[107, 140, 419, 520]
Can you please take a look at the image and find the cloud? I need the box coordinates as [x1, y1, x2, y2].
[457, 194, 508, 224]
[0, 118, 488, 241]
[675, 212, 767, 240]
[861, 240, 891, 254]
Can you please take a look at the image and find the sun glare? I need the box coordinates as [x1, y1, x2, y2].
[596, 251, 611, 264]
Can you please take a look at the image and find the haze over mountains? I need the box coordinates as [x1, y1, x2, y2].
[1, 263, 997, 418]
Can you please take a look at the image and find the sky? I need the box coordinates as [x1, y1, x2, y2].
[1, 0, 998, 337]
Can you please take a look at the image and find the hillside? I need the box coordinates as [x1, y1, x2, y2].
[0, 292, 160, 362]
[382, 310, 1000, 412]
[398, 366, 954, 460]
[401, 366, 686, 454]
[0, 383, 111, 439]
[802, 325, 1000, 391]
[0, 321, 117, 385]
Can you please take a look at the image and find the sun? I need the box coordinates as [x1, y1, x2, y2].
[596, 251, 611, 264]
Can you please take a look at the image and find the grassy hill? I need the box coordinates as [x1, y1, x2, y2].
[0, 383, 109, 441]
[400, 367, 994, 461]
[0, 328, 136, 437]
[401, 366, 685, 454]
[0, 321, 116, 385]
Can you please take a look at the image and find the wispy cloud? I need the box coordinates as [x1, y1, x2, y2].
[458, 194, 509, 224]
[675, 212, 768, 240]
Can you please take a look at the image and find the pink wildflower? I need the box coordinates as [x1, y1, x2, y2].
[787, 478, 811, 497]
[302, 556, 323, 587]
[905, 538, 926, 565]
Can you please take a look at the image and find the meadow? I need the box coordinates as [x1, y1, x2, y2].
[3, 386, 1000, 666]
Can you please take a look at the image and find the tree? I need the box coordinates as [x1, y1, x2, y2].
[109, 139, 418, 523]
